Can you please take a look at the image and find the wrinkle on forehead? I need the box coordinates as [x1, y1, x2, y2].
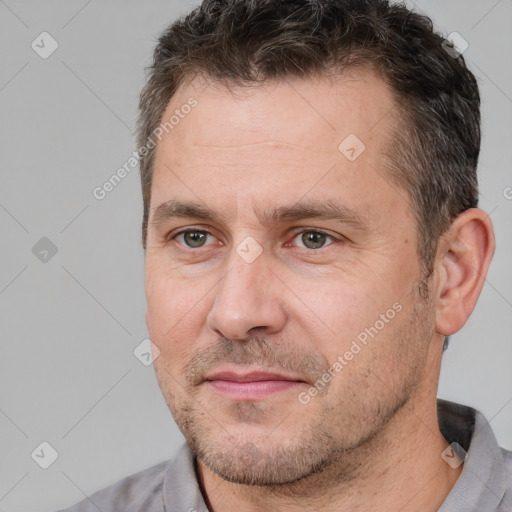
[158, 143, 339, 173]
[188, 140, 334, 155]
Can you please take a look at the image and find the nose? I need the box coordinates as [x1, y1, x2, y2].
[206, 244, 287, 341]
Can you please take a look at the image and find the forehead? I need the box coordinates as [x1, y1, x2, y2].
[150, 70, 409, 226]
[157, 69, 396, 157]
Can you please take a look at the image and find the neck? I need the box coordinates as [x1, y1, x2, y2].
[197, 389, 462, 511]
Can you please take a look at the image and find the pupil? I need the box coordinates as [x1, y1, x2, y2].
[302, 232, 326, 249]
[185, 231, 206, 247]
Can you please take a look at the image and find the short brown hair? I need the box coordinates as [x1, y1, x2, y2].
[137, 0, 480, 274]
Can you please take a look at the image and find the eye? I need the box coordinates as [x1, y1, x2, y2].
[170, 228, 339, 251]
[290, 230, 337, 250]
[173, 229, 217, 248]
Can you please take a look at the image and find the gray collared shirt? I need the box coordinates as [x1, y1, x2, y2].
[57, 400, 512, 511]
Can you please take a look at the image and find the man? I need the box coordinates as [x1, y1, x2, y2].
[58, 0, 511, 510]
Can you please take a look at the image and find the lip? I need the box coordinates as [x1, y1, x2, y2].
[204, 370, 306, 400]
[205, 370, 304, 382]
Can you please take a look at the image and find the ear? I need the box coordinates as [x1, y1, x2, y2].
[434, 208, 495, 336]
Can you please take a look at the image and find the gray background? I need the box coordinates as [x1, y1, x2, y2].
[0, 1, 510, 511]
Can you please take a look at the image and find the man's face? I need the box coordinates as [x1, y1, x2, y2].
[145, 71, 436, 485]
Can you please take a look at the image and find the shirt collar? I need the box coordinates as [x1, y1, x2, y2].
[438, 399, 507, 511]
[163, 442, 210, 512]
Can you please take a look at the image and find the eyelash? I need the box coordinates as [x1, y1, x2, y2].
[169, 228, 340, 251]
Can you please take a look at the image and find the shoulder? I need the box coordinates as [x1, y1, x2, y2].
[437, 399, 512, 511]
[55, 459, 169, 512]
[500, 446, 512, 509]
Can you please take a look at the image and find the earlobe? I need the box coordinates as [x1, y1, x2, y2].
[435, 208, 495, 336]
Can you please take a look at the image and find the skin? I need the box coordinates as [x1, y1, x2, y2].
[144, 70, 495, 511]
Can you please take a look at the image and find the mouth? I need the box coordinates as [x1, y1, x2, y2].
[203, 370, 307, 400]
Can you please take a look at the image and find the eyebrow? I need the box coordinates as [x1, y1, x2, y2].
[150, 198, 368, 231]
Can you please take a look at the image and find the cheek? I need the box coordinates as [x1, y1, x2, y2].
[145, 268, 213, 362]
[289, 267, 412, 374]
[290, 277, 382, 345]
